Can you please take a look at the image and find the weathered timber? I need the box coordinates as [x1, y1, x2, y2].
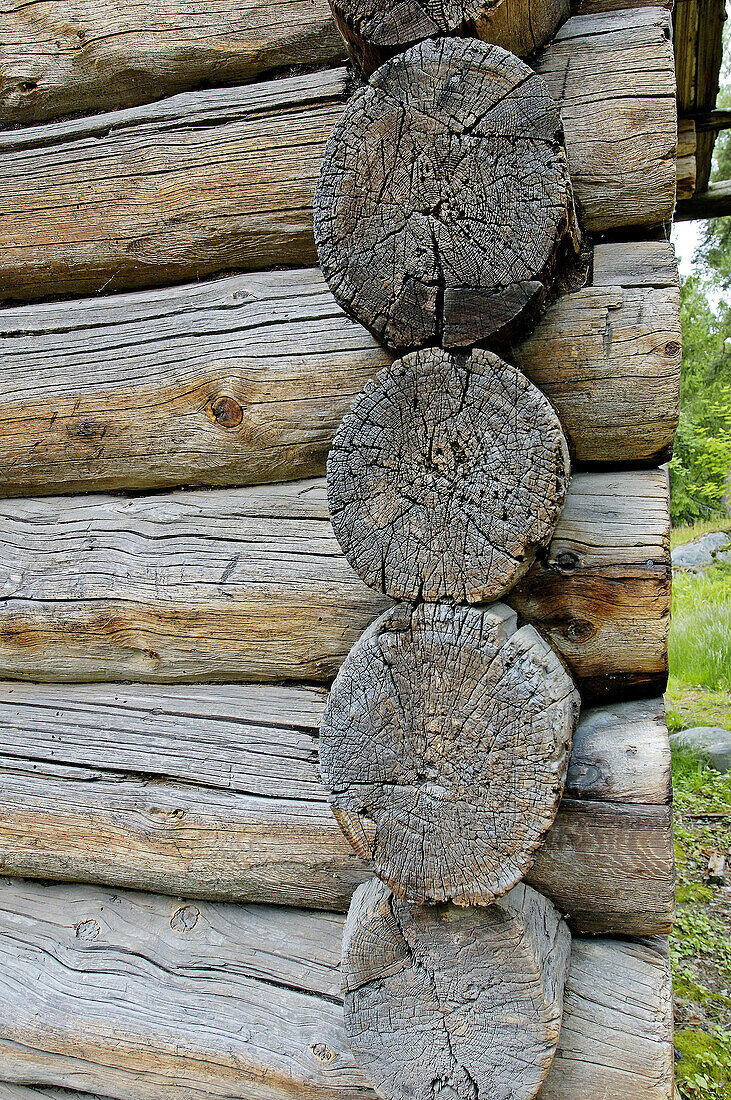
[574, 0, 671, 10]
[0, 242, 679, 496]
[314, 38, 578, 351]
[0, 471, 670, 696]
[677, 118, 697, 202]
[343, 879, 571, 1100]
[0, 879, 675, 1100]
[0, 0, 345, 127]
[0, 683, 674, 931]
[0, 11, 676, 303]
[509, 468, 671, 702]
[327, 348, 570, 602]
[692, 109, 731, 133]
[535, 9, 676, 233]
[321, 604, 579, 906]
[329, 0, 567, 76]
[676, 180, 731, 221]
[674, 0, 726, 192]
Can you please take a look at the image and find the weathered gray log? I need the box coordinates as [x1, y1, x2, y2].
[535, 9, 676, 233]
[676, 180, 731, 222]
[0, 241, 679, 496]
[327, 348, 570, 602]
[321, 603, 579, 906]
[676, 118, 697, 202]
[328, 0, 567, 76]
[0, 0, 345, 127]
[342, 879, 571, 1100]
[0, 683, 674, 931]
[0, 471, 670, 696]
[314, 38, 579, 351]
[0, 11, 675, 305]
[0, 879, 675, 1100]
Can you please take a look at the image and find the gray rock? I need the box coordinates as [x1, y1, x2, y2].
[671, 531, 731, 572]
[670, 727, 731, 772]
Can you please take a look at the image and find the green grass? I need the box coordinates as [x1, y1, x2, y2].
[671, 517, 731, 552]
[669, 564, 731, 692]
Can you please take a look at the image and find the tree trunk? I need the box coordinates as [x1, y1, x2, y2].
[0, 471, 669, 696]
[321, 603, 579, 906]
[0, 684, 673, 933]
[327, 348, 570, 602]
[0, 242, 679, 497]
[342, 879, 571, 1100]
[315, 38, 579, 351]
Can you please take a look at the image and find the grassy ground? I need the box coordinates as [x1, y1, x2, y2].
[667, 521, 731, 1099]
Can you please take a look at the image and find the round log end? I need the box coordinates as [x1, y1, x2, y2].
[314, 37, 579, 352]
[327, 347, 570, 603]
[342, 877, 572, 1100]
[329, 0, 566, 76]
[320, 602, 580, 906]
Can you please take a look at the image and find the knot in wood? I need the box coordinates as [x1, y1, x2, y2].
[342, 878, 571, 1100]
[314, 38, 579, 352]
[209, 395, 243, 428]
[320, 602, 580, 906]
[327, 347, 570, 603]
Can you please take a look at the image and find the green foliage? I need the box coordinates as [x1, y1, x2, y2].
[675, 1029, 731, 1100]
[669, 564, 731, 690]
[670, 278, 731, 525]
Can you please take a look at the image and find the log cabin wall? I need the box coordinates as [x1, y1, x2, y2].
[0, 0, 687, 1097]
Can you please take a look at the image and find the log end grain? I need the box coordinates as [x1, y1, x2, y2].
[320, 602, 581, 906]
[328, 347, 571, 602]
[314, 37, 579, 352]
[342, 877, 571, 1100]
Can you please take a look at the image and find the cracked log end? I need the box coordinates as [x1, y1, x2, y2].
[320, 602, 580, 906]
[327, 346, 570, 603]
[314, 37, 579, 352]
[328, 0, 567, 76]
[342, 877, 571, 1100]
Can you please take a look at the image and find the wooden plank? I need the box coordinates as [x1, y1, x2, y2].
[0, 246, 680, 496]
[0, 10, 678, 303]
[536, 9, 676, 233]
[0, 685, 673, 932]
[0, 0, 345, 127]
[0, 471, 670, 698]
[674, 0, 726, 192]
[676, 179, 731, 221]
[0, 880, 674, 1100]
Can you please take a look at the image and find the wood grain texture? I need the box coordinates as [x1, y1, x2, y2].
[0, 880, 675, 1100]
[0, 682, 673, 930]
[676, 118, 697, 202]
[314, 38, 578, 351]
[0, 244, 679, 496]
[328, 0, 567, 76]
[342, 879, 571, 1100]
[535, 8, 676, 233]
[321, 604, 579, 906]
[509, 468, 671, 702]
[0, 0, 345, 127]
[512, 242, 681, 466]
[0, 10, 677, 303]
[327, 348, 570, 602]
[0, 471, 670, 696]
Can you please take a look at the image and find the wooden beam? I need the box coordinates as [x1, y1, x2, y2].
[0, 242, 680, 497]
[676, 118, 697, 202]
[675, 179, 731, 221]
[0, 0, 345, 127]
[0, 9, 677, 303]
[0, 471, 670, 698]
[673, 0, 727, 192]
[0, 685, 674, 932]
[688, 108, 731, 133]
[0, 879, 674, 1100]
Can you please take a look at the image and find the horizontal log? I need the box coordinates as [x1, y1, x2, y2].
[535, 9, 676, 233]
[0, 879, 675, 1100]
[690, 108, 731, 133]
[0, 242, 680, 496]
[676, 119, 697, 202]
[676, 179, 731, 221]
[0, 0, 345, 127]
[0, 9, 677, 302]
[0, 471, 670, 697]
[0, 684, 674, 932]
